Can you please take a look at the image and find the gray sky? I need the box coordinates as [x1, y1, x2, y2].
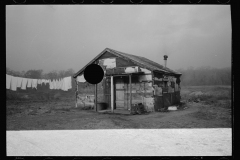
[6, 5, 231, 73]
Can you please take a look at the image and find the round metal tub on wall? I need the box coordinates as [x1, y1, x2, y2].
[97, 102, 107, 110]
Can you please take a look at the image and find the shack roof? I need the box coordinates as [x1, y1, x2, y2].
[73, 48, 182, 78]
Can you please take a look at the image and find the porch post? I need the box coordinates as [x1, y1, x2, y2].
[129, 74, 132, 110]
[95, 84, 97, 112]
[111, 76, 114, 113]
[75, 78, 78, 108]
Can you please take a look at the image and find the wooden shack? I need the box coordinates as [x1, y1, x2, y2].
[73, 48, 182, 112]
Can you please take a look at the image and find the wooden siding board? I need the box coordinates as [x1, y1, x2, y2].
[154, 96, 164, 111]
[163, 93, 171, 108]
[175, 91, 181, 104]
[116, 57, 136, 67]
[106, 68, 125, 75]
[103, 77, 111, 109]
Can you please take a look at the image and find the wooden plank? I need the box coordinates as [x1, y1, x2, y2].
[75, 79, 78, 108]
[116, 57, 136, 67]
[111, 76, 114, 113]
[115, 78, 124, 109]
[116, 90, 124, 101]
[95, 84, 97, 111]
[144, 82, 145, 97]
[124, 83, 129, 109]
[129, 74, 132, 111]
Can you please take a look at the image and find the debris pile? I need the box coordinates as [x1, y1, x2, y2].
[131, 103, 147, 115]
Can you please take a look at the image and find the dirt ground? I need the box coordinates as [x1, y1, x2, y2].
[6, 85, 232, 130]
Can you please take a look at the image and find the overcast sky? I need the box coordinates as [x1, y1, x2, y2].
[6, 5, 231, 73]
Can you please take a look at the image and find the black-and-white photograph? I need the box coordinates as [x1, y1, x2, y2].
[6, 5, 232, 156]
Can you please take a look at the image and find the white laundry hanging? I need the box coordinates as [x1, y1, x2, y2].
[21, 78, 28, 90]
[6, 74, 12, 89]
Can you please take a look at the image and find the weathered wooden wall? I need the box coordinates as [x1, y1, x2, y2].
[114, 75, 154, 111]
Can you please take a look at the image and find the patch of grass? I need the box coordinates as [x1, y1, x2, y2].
[6, 91, 22, 101]
[7, 106, 22, 115]
[191, 105, 231, 123]
[181, 86, 231, 105]
[57, 108, 71, 112]
[215, 94, 231, 100]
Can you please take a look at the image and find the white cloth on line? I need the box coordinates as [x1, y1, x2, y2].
[37, 79, 42, 85]
[59, 79, 63, 89]
[6, 74, 12, 89]
[32, 79, 38, 89]
[61, 78, 67, 91]
[51, 80, 55, 89]
[27, 78, 32, 88]
[41, 79, 45, 85]
[56, 79, 60, 89]
[52, 80, 55, 89]
[49, 80, 53, 89]
[67, 76, 72, 89]
[77, 75, 86, 83]
[10, 76, 18, 91]
[61, 78, 65, 91]
[16, 77, 23, 88]
[53, 80, 56, 89]
[58, 79, 62, 89]
[21, 78, 28, 90]
[62, 76, 72, 91]
[55, 79, 58, 89]
[46, 79, 50, 84]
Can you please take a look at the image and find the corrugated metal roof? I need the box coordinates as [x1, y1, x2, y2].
[73, 48, 182, 78]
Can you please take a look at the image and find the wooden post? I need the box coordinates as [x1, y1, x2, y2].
[75, 78, 78, 108]
[144, 82, 145, 97]
[151, 71, 154, 85]
[111, 76, 114, 113]
[143, 82, 146, 110]
[129, 74, 132, 111]
[171, 93, 172, 105]
[95, 84, 97, 112]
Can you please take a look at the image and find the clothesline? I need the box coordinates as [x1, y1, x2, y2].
[6, 74, 72, 91]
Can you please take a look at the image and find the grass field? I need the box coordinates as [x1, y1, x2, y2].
[6, 85, 232, 130]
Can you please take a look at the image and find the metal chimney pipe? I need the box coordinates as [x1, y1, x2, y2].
[163, 55, 168, 68]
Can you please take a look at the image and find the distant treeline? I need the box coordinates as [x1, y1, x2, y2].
[6, 68, 75, 80]
[176, 66, 231, 86]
